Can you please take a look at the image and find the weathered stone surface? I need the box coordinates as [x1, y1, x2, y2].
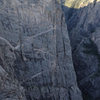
[0, 0, 83, 100]
[0, 45, 26, 100]
[63, 0, 100, 100]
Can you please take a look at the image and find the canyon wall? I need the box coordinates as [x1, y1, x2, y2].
[0, 0, 83, 100]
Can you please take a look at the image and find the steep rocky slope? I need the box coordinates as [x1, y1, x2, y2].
[63, 0, 100, 100]
[0, 45, 26, 100]
[0, 0, 83, 100]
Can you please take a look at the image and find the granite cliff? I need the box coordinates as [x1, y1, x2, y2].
[0, 0, 83, 100]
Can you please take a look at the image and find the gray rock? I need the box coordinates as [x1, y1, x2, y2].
[63, 0, 100, 100]
[0, 45, 26, 100]
[0, 0, 83, 100]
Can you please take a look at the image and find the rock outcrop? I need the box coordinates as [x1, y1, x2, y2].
[63, 0, 100, 100]
[0, 0, 83, 100]
[0, 43, 26, 100]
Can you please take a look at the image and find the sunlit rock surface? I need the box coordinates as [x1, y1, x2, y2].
[0, 0, 83, 100]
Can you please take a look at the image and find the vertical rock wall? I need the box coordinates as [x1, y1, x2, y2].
[0, 0, 83, 100]
[63, 0, 100, 99]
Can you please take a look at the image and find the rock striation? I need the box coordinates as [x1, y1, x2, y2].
[0, 0, 83, 100]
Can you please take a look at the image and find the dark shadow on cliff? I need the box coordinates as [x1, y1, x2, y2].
[62, 1, 100, 100]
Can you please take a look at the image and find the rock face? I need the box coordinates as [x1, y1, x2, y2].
[0, 0, 83, 100]
[63, 0, 100, 100]
[0, 43, 26, 100]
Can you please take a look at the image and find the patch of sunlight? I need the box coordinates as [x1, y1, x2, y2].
[57, 0, 100, 9]
[64, 0, 94, 8]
